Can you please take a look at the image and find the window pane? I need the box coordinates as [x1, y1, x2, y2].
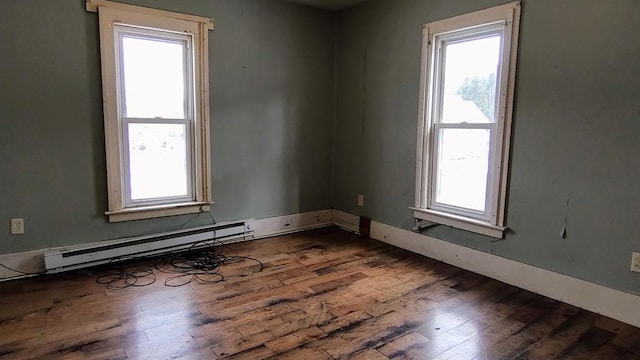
[441, 35, 501, 124]
[121, 36, 186, 119]
[128, 123, 189, 200]
[435, 128, 490, 211]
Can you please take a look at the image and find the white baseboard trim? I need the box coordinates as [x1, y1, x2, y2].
[368, 219, 640, 329]
[0, 210, 334, 282]
[331, 209, 360, 234]
[0, 249, 45, 281]
[251, 210, 332, 239]
[4, 208, 640, 330]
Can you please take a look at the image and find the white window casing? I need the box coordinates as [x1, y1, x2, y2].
[413, 2, 521, 238]
[87, 0, 213, 222]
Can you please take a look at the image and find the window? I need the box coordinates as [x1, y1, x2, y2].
[413, 2, 521, 238]
[88, 0, 214, 222]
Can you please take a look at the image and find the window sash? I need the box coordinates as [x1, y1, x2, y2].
[114, 25, 194, 120]
[114, 26, 197, 208]
[428, 122, 496, 221]
[121, 118, 194, 207]
[427, 27, 506, 222]
[432, 25, 505, 126]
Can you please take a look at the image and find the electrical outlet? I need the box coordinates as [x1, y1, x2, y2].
[357, 194, 364, 207]
[631, 253, 640, 273]
[10, 218, 24, 235]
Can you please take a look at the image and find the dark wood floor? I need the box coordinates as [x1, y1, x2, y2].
[1, 227, 639, 359]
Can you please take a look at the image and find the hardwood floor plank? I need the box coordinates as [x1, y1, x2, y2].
[609, 323, 640, 355]
[349, 348, 390, 360]
[318, 310, 419, 359]
[223, 345, 276, 360]
[396, 332, 466, 359]
[264, 343, 337, 359]
[263, 325, 325, 353]
[447, 316, 527, 359]
[472, 303, 583, 360]
[377, 331, 432, 358]
[553, 325, 617, 359]
[209, 329, 274, 358]
[123, 335, 214, 360]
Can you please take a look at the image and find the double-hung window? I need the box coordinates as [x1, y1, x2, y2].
[413, 2, 521, 238]
[88, 0, 213, 222]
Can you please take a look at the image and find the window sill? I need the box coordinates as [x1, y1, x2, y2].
[410, 207, 506, 239]
[106, 202, 212, 222]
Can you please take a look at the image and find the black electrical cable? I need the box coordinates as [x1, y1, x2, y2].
[155, 247, 225, 287]
[207, 212, 217, 225]
[95, 258, 156, 290]
[153, 238, 264, 287]
[88, 237, 264, 289]
[0, 263, 47, 276]
[0, 263, 93, 281]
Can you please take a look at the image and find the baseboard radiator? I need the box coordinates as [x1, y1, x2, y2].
[44, 220, 254, 273]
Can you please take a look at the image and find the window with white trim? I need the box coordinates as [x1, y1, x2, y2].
[88, 0, 213, 222]
[413, 2, 521, 238]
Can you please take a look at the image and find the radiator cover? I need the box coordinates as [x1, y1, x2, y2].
[44, 220, 253, 273]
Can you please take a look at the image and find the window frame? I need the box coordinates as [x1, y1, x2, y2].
[413, 2, 521, 238]
[87, 0, 214, 222]
[116, 27, 195, 207]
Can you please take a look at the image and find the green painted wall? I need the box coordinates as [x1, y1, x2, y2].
[333, 0, 640, 294]
[0, 0, 334, 254]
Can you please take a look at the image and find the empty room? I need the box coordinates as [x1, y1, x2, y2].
[0, 0, 639, 359]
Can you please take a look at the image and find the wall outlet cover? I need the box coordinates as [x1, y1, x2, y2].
[631, 252, 640, 273]
[10, 218, 24, 235]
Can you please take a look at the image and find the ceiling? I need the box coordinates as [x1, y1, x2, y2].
[286, 0, 368, 11]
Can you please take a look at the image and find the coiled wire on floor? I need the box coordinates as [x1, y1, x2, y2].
[94, 240, 263, 289]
